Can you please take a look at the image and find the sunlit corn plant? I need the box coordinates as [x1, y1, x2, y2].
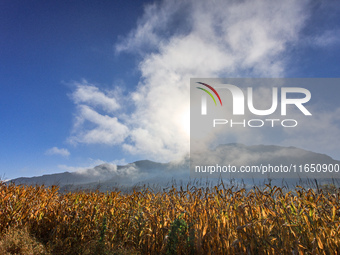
[1, 180, 340, 254]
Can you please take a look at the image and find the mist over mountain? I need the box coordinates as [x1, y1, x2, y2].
[9, 144, 340, 191]
[10, 159, 189, 192]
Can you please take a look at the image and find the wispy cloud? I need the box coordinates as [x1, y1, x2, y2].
[71, 80, 120, 113]
[58, 160, 141, 184]
[68, 81, 129, 145]
[309, 29, 340, 47]
[58, 158, 107, 173]
[58, 158, 128, 173]
[45, 147, 70, 157]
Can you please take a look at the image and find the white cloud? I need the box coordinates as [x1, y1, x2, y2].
[68, 81, 128, 146]
[115, 0, 187, 54]
[45, 147, 70, 157]
[69, 0, 320, 161]
[58, 158, 107, 173]
[58, 158, 129, 174]
[72, 80, 120, 113]
[68, 104, 129, 145]
[58, 160, 141, 184]
[114, 0, 309, 161]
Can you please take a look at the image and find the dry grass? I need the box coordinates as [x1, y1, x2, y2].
[0, 181, 339, 254]
[0, 226, 49, 255]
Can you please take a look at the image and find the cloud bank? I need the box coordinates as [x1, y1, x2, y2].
[68, 0, 340, 161]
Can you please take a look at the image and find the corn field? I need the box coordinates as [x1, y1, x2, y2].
[0, 181, 339, 254]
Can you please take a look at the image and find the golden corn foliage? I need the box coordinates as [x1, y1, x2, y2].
[0, 181, 339, 254]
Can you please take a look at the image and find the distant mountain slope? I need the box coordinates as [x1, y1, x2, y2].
[210, 144, 340, 178]
[10, 160, 169, 186]
[8, 144, 340, 191]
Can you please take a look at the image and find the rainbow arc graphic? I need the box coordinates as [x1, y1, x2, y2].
[196, 82, 223, 106]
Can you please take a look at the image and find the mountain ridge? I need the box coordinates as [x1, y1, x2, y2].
[8, 144, 340, 191]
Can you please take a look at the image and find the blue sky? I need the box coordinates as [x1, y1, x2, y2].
[1, 0, 340, 180]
